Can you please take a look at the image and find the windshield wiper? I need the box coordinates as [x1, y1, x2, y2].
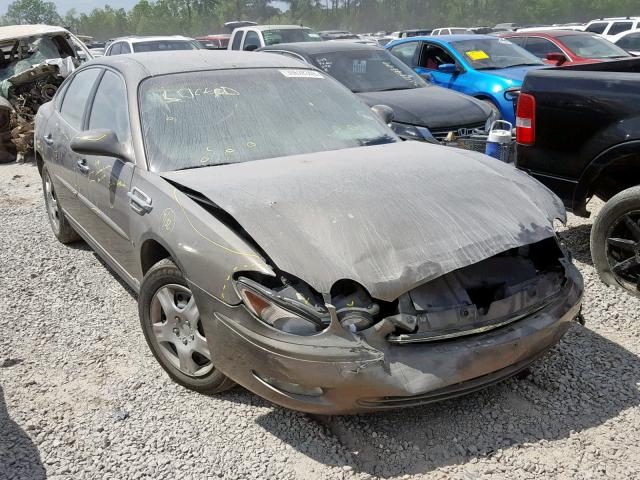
[359, 136, 396, 146]
[175, 162, 233, 171]
[376, 86, 412, 92]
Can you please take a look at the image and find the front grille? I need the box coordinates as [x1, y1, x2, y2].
[430, 122, 485, 141]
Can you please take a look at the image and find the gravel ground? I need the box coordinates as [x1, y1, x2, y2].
[1, 161, 639, 480]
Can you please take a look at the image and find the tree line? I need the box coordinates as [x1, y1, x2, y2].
[2, 0, 639, 40]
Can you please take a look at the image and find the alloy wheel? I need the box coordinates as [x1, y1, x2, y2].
[606, 210, 640, 293]
[44, 171, 60, 233]
[149, 284, 213, 377]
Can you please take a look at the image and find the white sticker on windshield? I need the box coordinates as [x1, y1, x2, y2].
[279, 69, 324, 79]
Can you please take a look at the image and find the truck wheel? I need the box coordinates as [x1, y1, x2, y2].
[590, 186, 640, 297]
[139, 258, 235, 394]
[42, 166, 81, 244]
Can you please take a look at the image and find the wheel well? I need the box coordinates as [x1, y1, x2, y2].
[36, 152, 44, 176]
[591, 153, 640, 202]
[140, 240, 172, 276]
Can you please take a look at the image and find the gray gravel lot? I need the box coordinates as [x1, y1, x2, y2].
[1, 161, 639, 480]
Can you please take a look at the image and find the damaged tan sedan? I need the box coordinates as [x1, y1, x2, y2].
[35, 51, 583, 414]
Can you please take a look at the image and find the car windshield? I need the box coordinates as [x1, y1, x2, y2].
[309, 49, 427, 93]
[450, 38, 544, 69]
[139, 68, 396, 172]
[263, 29, 321, 45]
[132, 40, 198, 53]
[558, 34, 630, 59]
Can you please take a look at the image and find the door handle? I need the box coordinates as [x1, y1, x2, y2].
[76, 159, 90, 174]
[128, 188, 153, 215]
[43, 134, 54, 145]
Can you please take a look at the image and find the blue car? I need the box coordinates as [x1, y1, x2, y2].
[386, 35, 546, 124]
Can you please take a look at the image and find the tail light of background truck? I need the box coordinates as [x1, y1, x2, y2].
[516, 93, 536, 145]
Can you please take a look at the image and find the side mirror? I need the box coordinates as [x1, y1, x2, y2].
[546, 52, 567, 66]
[244, 44, 259, 51]
[70, 129, 132, 162]
[370, 104, 395, 125]
[438, 63, 458, 74]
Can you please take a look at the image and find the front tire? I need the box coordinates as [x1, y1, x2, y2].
[139, 258, 235, 393]
[42, 166, 80, 244]
[590, 186, 640, 297]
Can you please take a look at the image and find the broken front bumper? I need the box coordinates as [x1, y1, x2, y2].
[194, 265, 583, 415]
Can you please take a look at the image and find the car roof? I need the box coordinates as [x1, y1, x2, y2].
[80, 50, 310, 85]
[399, 34, 489, 42]
[260, 41, 382, 54]
[501, 30, 594, 38]
[0, 24, 70, 42]
[110, 35, 195, 43]
[237, 25, 312, 32]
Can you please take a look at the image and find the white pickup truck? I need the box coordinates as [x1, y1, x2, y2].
[227, 25, 321, 51]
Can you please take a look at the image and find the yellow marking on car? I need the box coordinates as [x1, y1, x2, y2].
[172, 188, 260, 258]
[81, 133, 107, 142]
[466, 50, 489, 61]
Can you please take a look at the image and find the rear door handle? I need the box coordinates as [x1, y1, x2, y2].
[128, 188, 153, 215]
[76, 159, 90, 174]
[44, 134, 54, 145]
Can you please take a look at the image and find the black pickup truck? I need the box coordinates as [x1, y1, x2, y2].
[516, 58, 640, 297]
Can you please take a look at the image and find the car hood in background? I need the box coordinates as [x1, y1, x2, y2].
[490, 65, 546, 82]
[162, 141, 565, 301]
[356, 86, 490, 128]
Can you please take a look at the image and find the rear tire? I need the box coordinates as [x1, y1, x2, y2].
[590, 186, 640, 297]
[42, 166, 81, 244]
[139, 258, 235, 394]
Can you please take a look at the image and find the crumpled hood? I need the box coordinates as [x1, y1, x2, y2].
[162, 141, 565, 302]
[356, 86, 490, 128]
[490, 65, 546, 82]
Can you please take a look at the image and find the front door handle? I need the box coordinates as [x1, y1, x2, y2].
[76, 159, 90, 174]
[128, 188, 153, 215]
[43, 134, 54, 145]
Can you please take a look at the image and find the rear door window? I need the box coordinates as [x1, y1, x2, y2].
[585, 22, 608, 34]
[60, 68, 102, 129]
[607, 22, 633, 35]
[244, 31, 261, 50]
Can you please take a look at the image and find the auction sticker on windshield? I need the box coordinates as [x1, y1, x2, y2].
[466, 50, 489, 61]
[279, 69, 324, 79]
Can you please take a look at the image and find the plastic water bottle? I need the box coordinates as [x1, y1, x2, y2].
[485, 120, 513, 161]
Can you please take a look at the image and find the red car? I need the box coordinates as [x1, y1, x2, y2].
[195, 34, 231, 50]
[498, 30, 631, 66]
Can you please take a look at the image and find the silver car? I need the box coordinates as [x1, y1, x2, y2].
[35, 50, 583, 414]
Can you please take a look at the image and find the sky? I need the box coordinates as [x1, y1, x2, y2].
[1, 1, 289, 16]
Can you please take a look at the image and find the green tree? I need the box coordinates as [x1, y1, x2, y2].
[5, 0, 61, 25]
